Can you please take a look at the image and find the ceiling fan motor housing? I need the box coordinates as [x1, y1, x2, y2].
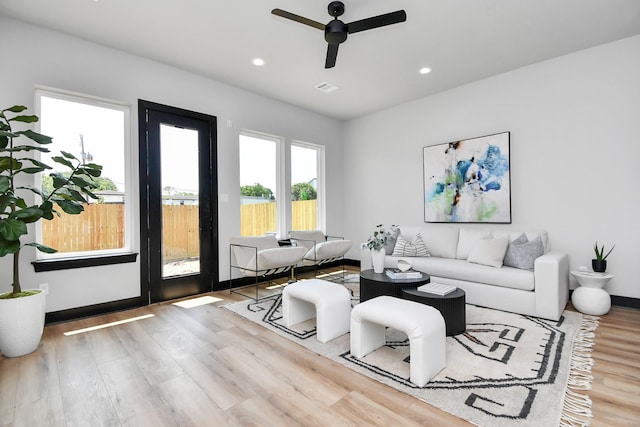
[325, 19, 348, 44]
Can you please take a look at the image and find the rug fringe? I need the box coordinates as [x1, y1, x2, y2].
[560, 314, 599, 427]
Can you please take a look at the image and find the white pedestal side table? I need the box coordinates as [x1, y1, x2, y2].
[570, 270, 614, 315]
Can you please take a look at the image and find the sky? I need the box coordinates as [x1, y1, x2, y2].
[39, 96, 126, 191]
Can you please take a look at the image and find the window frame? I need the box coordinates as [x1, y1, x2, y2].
[33, 86, 135, 263]
[238, 130, 285, 237]
[291, 140, 326, 233]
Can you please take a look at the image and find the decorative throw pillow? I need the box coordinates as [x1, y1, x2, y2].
[456, 228, 492, 260]
[392, 233, 430, 257]
[384, 227, 401, 255]
[503, 235, 544, 270]
[503, 233, 528, 266]
[467, 237, 509, 268]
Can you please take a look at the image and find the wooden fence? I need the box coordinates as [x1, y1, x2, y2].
[42, 200, 317, 258]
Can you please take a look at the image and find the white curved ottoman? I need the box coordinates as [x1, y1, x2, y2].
[350, 296, 446, 387]
[282, 279, 351, 343]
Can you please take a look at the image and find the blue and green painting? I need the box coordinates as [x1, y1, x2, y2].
[424, 132, 511, 223]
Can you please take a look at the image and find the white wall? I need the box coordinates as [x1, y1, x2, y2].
[343, 35, 640, 299]
[0, 17, 345, 312]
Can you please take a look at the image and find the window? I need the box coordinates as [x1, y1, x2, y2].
[36, 88, 131, 258]
[239, 132, 282, 236]
[290, 142, 324, 231]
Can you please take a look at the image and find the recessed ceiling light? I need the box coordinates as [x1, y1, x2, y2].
[252, 58, 265, 66]
[419, 67, 432, 75]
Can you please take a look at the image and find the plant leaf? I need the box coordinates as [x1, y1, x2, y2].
[16, 129, 53, 145]
[55, 199, 84, 215]
[0, 176, 10, 193]
[24, 242, 58, 254]
[9, 115, 38, 123]
[39, 201, 54, 220]
[0, 237, 20, 256]
[0, 218, 28, 240]
[60, 151, 79, 161]
[11, 207, 44, 223]
[7, 145, 50, 153]
[3, 105, 27, 113]
[0, 156, 21, 173]
[52, 155, 75, 169]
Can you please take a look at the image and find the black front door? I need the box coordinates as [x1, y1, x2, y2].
[139, 100, 218, 303]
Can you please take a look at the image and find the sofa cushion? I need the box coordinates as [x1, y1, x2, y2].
[467, 237, 509, 268]
[390, 256, 534, 291]
[456, 228, 492, 260]
[393, 233, 430, 257]
[397, 226, 459, 259]
[503, 234, 544, 270]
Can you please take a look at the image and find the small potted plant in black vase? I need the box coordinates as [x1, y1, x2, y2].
[592, 242, 614, 273]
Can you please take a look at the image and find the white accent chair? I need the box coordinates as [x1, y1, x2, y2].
[350, 296, 446, 387]
[282, 279, 351, 343]
[229, 235, 307, 300]
[288, 230, 352, 274]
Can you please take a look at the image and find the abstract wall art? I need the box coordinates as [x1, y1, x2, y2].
[423, 132, 511, 223]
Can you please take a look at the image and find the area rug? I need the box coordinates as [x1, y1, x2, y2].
[224, 276, 598, 427]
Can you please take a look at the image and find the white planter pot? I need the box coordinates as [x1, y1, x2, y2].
[0, 290, 46, 357]
[371, 248, 385, 273]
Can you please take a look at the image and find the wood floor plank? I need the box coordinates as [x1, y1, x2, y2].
[112, 317, 184, 386]
[0, 356, 18, 425]
[13, 324, 66, 427]
[156, 374, 230, 426]
[97, 356, 177, 427]
[55, 332, 120, 427]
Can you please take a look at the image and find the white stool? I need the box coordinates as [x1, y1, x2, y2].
[282, 279, 351, 343]
[350, 296, 446, 387]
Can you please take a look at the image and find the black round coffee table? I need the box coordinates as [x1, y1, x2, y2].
[359, 269, 430, 302]
[401, 287, 466, 336]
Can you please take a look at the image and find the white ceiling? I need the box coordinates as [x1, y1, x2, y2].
[2, 0, 639, 120]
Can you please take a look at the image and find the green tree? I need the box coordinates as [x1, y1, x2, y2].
[291, 182, 317, 201]
[42, 173, 117, 197]
[241, 183, 274, 200]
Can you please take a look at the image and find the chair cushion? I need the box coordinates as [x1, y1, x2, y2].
[247, 246, 307, 271]
[304, 239, 352, 261]
[289, 230, 327, 251]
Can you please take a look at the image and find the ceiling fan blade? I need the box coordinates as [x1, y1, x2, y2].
[271, 8, 325, 30]
[347, 10, 406, 34]
[325, 43, 339, 68]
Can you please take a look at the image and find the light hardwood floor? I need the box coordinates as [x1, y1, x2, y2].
[1, 267, 638, 426]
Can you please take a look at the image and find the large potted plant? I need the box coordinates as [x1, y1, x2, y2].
[0, 104, 102, 357]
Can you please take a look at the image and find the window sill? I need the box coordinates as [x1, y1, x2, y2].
[32, 253, 138, 272]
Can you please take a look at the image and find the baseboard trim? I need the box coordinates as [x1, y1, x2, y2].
[45, 296, 146, 325]
[611, 295, 640, 310]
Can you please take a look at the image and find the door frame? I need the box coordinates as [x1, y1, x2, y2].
[138, 100, 219, 303]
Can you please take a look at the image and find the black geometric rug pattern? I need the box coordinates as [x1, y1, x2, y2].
[226, 277, 596, 426]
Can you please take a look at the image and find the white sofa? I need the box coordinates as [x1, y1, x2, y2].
[361, 225, 569, 321]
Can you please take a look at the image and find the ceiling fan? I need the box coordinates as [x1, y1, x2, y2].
[271, 1, 407, 69]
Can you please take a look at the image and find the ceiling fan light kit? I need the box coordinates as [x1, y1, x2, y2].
[272, 1, 407, 69]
